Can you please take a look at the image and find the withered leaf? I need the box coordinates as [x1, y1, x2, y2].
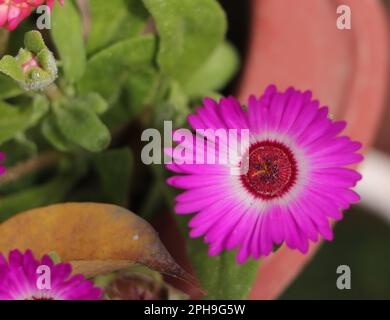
[0, 202, 198, 289]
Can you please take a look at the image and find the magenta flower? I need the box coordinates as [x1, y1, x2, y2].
[0, 0, 63, 31]
[166, 85, 363, 264]
[0, 249, 102, 300]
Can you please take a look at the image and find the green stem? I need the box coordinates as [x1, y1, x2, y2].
[43, 83, 63, 102]
[138, 163, 177, 220]
[138, 177, 164, 220]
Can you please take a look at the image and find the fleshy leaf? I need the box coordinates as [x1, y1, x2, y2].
[41, 115, 72, 151]
[0, 101, 47, 145]
[125, 66, 159, 117]
[14, 133, 37, 155]
[53, 100, 111, 152]
[87, 0, 148, 55]
[143, 0, 226, 82]
[0, 74, 23, 99]
[51, 0, 86, 82]
[0, 55, 24, 82]
[184, 41, 240, 97]
[78, 36, 157, 104]
[102, 67, 159, 129]
[79, 93, 108, 115]
[156, 81, 189, 126]
[31, 95, 50, 124]
[0, 202, 198, 286]
[175, 216, 259, 300]
[24, 30, 46, 53]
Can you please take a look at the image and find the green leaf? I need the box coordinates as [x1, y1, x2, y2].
[102, 101, 130, 130]
[53, 101, 111, 152]
[93, 148, 133, 206]
[154, 81, 189, 126]
[102, 67, 158, 129]
[48, 251, 61, 264]
[0, 55, 24, 82]
[0, 73, 23, 99]
[143, 0, 226, 82]
[86, 0, 148, 55]
[31, 95, 50, 124]
[172, 215, 259, 300]
[43, 94, 107, 151]
[41, 115, 71, 152]
[190, 238, 258, 299]
[36, 48, 58, 76]
[184, 41, 239, 97]
[14, 133, 37, 155]
[51, 0, 86, 82]
[24, 30, 46, 53]
[78, 36, 157, 104]
[125, 66, 159, 117]
[79, 93, 108, 115]
[169, 82, 189, 122]
[0, 101, 44, 145]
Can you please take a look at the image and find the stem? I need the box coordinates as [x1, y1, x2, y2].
[139, 164, 174, 220]
[76, 0, 91, 41]
[44, 83, 63, 102]
[138, 179, 164, 220]
[0, 151, 62, 185]
[0, 29, 10, 56]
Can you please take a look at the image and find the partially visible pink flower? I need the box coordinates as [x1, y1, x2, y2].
[0, 0, 64, 31]
[0, 249, 102, 300]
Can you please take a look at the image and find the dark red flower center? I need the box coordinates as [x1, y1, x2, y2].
[31, 296, 54, 300]
[241, 140, 297, 200]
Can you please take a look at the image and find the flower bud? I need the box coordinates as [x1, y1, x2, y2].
[0, 31, 57, 91]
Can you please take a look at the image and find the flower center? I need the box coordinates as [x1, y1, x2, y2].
[31, 296, 54, 300]
[241, 140, 297, 200]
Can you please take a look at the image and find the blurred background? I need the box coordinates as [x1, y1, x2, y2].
[285, 0, 390, 299]
[219, 0, 390, 299]
[285, 0, 390, 300]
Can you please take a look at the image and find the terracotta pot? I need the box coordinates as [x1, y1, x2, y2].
[237, 0, 388, 299]
[156, 0, 388, 300]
